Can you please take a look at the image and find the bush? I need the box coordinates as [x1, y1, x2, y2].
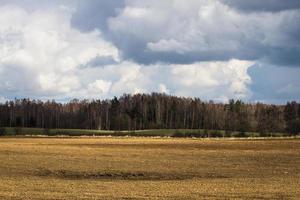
[203, 129, 209, 138]
[0, 127, 6, 136]
[172, 131, 185, 138]
[191, 131, 205, 138]
[172, 130, 208, 138]
[249, 132, 260, 137]
[14, 127, 23, 135]
[225, 130, 232, 137]
[43, 128, 51, 135]
[113, 131, 126, 136]
[210, 130, 223, 138]
[259, 131, 271, 137]
[236, 131, 246, 137]
[185, 131, 193, 137]
[286, 119, 300, 136]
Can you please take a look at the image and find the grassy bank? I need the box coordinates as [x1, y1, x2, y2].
[0, 127, 295, 138]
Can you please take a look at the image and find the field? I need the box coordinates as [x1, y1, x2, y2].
[0, 137, 299, 199]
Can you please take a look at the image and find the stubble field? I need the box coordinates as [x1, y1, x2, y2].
[0, 137, 299, 199]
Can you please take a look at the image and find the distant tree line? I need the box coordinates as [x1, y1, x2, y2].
[0, 93, 299, 135]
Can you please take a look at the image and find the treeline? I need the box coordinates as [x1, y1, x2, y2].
[0, 93, 299, 135]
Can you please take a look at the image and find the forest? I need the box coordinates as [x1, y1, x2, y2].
[0, 93, 299, 135]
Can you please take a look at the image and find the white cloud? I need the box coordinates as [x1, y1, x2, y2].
[147, 39, 188, 54]
[77, 59, 254, 101]
[0, 0, 298, 103]
[1, 2, 296, 103]
[0, 96, 8, 103]
[108, 0, 244, 54]
[0, 3, 255, 102]
[88, 80, 112, 94]
[159, 84, 169, 94]
[80, 61, 151, 96]
[107, 0, 300, 66]
[169, 59, 253, 100]
[0, 5, 118, 99]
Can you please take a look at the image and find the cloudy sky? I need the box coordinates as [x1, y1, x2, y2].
[0, 0, 299, 103]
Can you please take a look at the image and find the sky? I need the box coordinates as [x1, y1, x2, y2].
[0, 0, 299, 104]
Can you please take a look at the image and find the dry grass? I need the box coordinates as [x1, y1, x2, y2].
[0, 137, 299, 199]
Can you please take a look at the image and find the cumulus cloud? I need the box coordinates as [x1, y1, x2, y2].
[0, 5, 118, 99]
[87, 80, 112, 95]
[158, 84, 170, 94]
[78, 59, 254, 101]
[0, 96, 8, 103]
[8, 0, 297, 66]
[222, 0, 300, 12]
[71, 0, 125, 32]
[105, 0, 300, 66]
[0, 1, 299, 103]
[169, 59, 253, 100]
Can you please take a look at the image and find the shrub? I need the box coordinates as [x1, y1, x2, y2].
[172, 131, 185, 138]
[43, 128, 51, 135]
[210, 130, 223, 138]
[113, 131, 126, 136]
[185, 131, 194, 137]
[0, 127, 6, 136]
[203, 129, 209, 138]
[259, 131, 270, 137]
[192, 131, 205, 138]
[14, 127, 23, 135]
[225, 130, 232, 137]
[286, 119, 300, 136]
[236, 131, 246, 137]
[249, 132, 260, 137]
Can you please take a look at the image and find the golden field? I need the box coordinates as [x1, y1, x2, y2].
[0, 137, 299, 199]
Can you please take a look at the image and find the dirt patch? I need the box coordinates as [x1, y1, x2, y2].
[36, 169, 177, 180]
[39, 139, 300, 151]
[35, 169, 228, 181]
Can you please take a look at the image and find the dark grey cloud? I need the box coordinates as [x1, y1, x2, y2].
[265, 48, 300, 67]
[223, 0, 300, 12]
[105, 1, 300, 66]
[1, 0, 300, 67]
[37, 0, 298, 67]
[106, 34, 270, 65]
[71, 0, 125, 32]
[80, 55, 118, 68]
